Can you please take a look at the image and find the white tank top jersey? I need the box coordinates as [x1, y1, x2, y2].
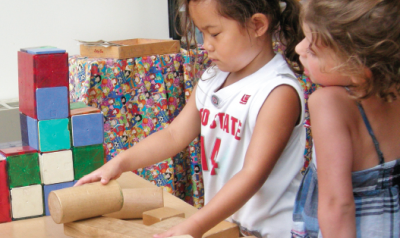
[195, 54, 306, 238]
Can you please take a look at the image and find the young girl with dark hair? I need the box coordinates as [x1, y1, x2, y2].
[76, 0, 305, 237]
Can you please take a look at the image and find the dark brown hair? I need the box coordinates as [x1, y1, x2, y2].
[303, 0, 400, 101]
[177, 0, 304, 74]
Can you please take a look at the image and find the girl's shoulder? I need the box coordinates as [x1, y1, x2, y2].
[309, 86, 359, 123]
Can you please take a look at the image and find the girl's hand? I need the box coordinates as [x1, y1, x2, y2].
[153, 219, 204, 238]
[74, 159, 123, 186]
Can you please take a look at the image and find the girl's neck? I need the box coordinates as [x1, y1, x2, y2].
[221, 42, 275, 89]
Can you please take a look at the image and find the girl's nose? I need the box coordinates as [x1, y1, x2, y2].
[202, 35, 215, 52]
[295, 38, 307, 57]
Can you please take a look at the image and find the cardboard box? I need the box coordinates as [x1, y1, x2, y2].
[79, 39, 180, 59]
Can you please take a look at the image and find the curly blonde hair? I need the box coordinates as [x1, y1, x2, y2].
[302, 0, 400, 101]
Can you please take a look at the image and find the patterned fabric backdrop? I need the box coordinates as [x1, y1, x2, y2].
[69, 45, 318, 209]
[69, 48, 211, 208]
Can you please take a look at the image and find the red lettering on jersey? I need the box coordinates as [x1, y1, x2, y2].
[210, 138, 221, 175]
[231, 116, 238, 136]
[240, 94, 251, 104]
[210, 114, 218, 129]
[200, 136, 209, 171]
[200, 108, 210, 126]
[217, 113, 225, 129]
[223, 114, 229, 133]
[235, 121, 242, 140]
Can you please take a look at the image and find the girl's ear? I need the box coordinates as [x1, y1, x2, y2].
[251, 13, 269, 37]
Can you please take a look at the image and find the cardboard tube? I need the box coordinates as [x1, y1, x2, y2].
[49, 180, 123, 224]
[104, 187, 164, 219]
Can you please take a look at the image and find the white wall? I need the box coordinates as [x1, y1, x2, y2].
[0, 0, 170, 101]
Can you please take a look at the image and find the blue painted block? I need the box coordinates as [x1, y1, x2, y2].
[71, 113, 104, 147]
[38, 118, 71, 152]
[21, 46, 66, 55]
[43, 181, 74, 216]
[36, 87, 69, 120]
[20, 113, 39, 150]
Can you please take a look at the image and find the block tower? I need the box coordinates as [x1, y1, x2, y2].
[0, 46, 105, 222]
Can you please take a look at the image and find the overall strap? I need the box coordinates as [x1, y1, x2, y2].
[356, 102, 385, 164]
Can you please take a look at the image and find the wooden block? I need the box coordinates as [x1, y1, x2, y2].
[150, 217, 185, 230]
[43, 181, 75, 216]
[20, 113, 39, 150]
[0, 160, 11, 223]
[39, 150, 74, 185]
[38, 118, 71, 152]
[142, 207, 185, 226]
[70, 107, 101, 116]
[10, 184, 43, 219]
[36, 86, 69, 120]
[72, 144, 104, 180]
[70, 101, 89, 110]
[71, 113, 103, 147]
[18, 51, 69, 119]
[104, 187, 163, 219]
[79, 38, 180, 59]
[64, 216, 166, 238]
[48, 180, 123, 224]
[203, 220, 239, 238]
[150, 217, 240, 238]
[6, 151, 41, 188]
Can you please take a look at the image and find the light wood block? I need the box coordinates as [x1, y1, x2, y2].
[64, 217, 166, 238]
[150, 217, 240, 238]
[49, 180, 123, 224]
[11, 184, 43, 219]
[39, 150, 74, 185]
[203, 220, 239, 238]
[142, 207, 185, 226]
[104, 187, 163, 219]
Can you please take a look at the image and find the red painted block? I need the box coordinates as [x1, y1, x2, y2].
[18, 51, 69, 119]
[0, 146, 37, 157]
[0, 160, 11, 223]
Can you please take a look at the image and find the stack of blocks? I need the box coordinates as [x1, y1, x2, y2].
[0, 46, 105, 223]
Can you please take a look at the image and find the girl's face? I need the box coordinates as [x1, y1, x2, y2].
[296, 23, 352, 86]
[189, 0, 263, 74]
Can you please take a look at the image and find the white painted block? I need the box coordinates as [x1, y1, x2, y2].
[11, 184, 43, 219]
[39, 150, 74, 185]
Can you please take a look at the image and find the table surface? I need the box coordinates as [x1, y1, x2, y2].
[0, 172, 199, 238]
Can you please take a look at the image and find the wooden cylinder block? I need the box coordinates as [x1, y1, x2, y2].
[104, 187, 164, 219]
[48, 180, 123, 224]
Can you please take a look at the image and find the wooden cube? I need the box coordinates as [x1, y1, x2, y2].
[72, 144, 104, 180]
[43, 181, 74, 216]
[39, 150, 74, 185]
[0, 160, 11, 223]
[38, 118, 71, 152]
[10, 184, 43, 219]
[0, 147, 41, 188]
[71, 113, 103, 147]
[36, 86, 69, 120]
[18, 51, 68, 119]
[20, 113, 39, 150]
[142, 207, 185, 226]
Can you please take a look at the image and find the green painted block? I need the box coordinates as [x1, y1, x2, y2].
[7, 153, 41, 188]
[70, 102, 87, 110]
[72, 144, 104, 180]
[38, 118, 71, 152]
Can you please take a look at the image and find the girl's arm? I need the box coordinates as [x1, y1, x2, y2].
[309, 87, 356, 238]
[75, 86, 201, 186]
[155, 85, 301, 238]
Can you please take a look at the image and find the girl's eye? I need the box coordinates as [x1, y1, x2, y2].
[211, 33, 220, 37]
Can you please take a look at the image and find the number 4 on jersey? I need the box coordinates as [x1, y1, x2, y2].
[200, 136, 220, 175]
